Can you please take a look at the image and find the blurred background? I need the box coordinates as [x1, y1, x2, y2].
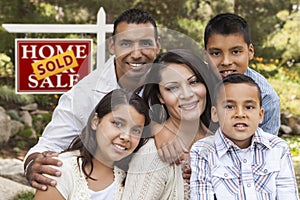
[0, 0, 299, 199]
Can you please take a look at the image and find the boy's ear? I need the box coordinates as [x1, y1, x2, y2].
[211, 106, 219, 123]
[248, 43, 255, 60]
[91, 113, 100, 131]
[259, 107, 264, 124]
[108, 37, 115, 55]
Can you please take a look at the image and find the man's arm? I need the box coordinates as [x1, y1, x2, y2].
[24, 91, 85, 190]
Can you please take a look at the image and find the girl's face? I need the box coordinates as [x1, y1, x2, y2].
[158, 63, 207, 122]
[92, 104, 145, 165]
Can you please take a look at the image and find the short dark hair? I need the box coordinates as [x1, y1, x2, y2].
[204, 13, 251, 49]
[142, 49, 219, 130]
[112, 8, 158, 40]
[213, 73, 262, 106]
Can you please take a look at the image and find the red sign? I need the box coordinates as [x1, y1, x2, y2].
[15, 39, 93, 93]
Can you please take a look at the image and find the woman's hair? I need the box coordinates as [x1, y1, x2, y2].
[142, 49, 219, 130]
[65, 88, 151, 180]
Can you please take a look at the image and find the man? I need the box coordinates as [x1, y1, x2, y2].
[24, 8, 161, 191]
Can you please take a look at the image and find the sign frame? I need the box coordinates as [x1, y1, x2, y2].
[15, 38, 93, 94]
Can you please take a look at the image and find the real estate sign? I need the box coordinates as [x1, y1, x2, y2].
[15, 39, 93, 93]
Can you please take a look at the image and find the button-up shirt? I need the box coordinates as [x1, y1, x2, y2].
[190, 128, 299, 200]
[26, 56, 119, 159]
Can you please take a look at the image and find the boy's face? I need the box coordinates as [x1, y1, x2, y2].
[205, 33, 254, 79]
[211, 83, 264, 149]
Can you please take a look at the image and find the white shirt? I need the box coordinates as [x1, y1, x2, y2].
[89, 182, 115, 200]
[26, 56, 119, 158]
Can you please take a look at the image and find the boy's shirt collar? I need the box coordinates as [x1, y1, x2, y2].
[215, 128, 272, 158]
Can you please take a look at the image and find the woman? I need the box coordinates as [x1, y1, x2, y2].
[34, 89, 151, 200]
[121, 49, 219, 199]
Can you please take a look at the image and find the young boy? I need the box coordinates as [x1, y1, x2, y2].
[190, 74, 299, 200]
[204, 13, 280, 135]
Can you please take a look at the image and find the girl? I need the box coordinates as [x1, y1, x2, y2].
[34, 89, 151, 200]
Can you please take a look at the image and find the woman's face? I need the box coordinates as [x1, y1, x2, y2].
[92, 104, 145, 165]
[158, 63, 207, 122]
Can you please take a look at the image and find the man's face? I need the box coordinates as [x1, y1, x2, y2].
[205, 33, 254, 79]
[109, 22, 161, 82]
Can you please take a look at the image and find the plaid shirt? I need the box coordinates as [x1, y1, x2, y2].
[190, 128, 299, 200]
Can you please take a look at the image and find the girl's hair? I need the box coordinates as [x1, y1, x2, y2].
[142, 49, 219, 131]
[65, 88, 151, 181]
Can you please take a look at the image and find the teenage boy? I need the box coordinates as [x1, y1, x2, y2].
[190, 74, 299, 200]
[24, 8, 161, 191]
[204, 13, 280, 135]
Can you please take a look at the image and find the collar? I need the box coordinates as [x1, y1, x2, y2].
[215, 128, 272, 158]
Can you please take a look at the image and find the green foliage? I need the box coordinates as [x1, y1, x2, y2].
[265, 10, 300, 62]
[19, 124, 33, 137]
[0, 53, 14, 77]
[6, 109, 22, 121]
[32, 94, 60, 110]
[12, 191, 34, 200]
[251, 58, 300, 117]
[282, 136, 300, 157]
[269, 78, 300, 116]
[32, 113, 52, 136]
[0, 85, 34, 105]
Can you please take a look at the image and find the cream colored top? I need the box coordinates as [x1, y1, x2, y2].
[121, 139, 186, 200]
[46, 151, 126, 200]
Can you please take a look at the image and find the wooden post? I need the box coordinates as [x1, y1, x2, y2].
[2, 7, 113, 69]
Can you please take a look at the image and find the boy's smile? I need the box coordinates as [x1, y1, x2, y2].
[205, 33, 254, 79]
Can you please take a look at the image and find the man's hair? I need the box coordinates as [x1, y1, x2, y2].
[204, 13, 251, 49]
[213, 74, 262, 106]
[112, 8, 158, 40]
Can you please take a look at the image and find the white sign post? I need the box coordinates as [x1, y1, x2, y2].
[2, 7, 113, 68]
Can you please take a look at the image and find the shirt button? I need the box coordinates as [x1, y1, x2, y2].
[243, 159, 247, 163]
[263, 169, 268, 173]
[224, 173, 228, 177]
[247, 183, 251, 187]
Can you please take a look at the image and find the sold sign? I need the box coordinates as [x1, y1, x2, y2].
[32, 50, 78, 80]
[16, 39, 93, 94]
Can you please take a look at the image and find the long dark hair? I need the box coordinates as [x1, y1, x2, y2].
[65, 89, 151, 180]
[142, 49, 219, 131]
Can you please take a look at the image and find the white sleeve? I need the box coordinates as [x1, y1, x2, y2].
[25, 91, 84, 159]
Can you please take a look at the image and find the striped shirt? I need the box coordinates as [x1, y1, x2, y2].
[190, 128, 299, 200]
[245, 68, 280, 135]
